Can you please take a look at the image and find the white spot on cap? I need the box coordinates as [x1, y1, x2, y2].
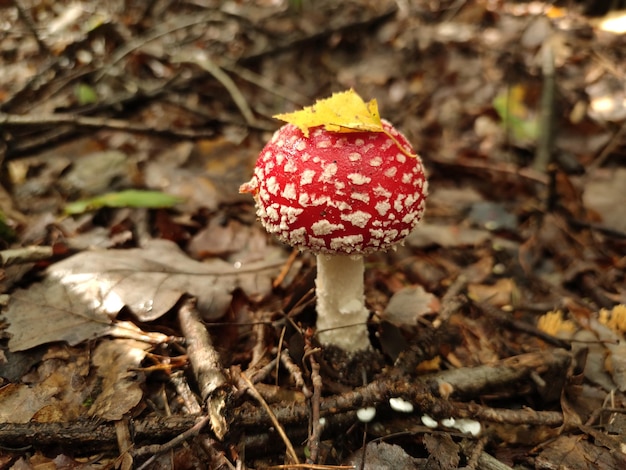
[373, 185, 391, 199]
[319, 162, 338, 182]
[384, 229, 399, 243]
[311, 220, 344, 235]
[384, 167, 398, 178]
[402, 212, 417, 224]
[266, 176, 280, 195]
[333, 138, 349, 148]
[299, 193, 310, 205]
[355, 138, 365, 146]
[351, 192, 370, 204]
[394, 194, 405, 212]
[317, 140, 332, 148]
[309, 237, 326, 249]
[348, 152, 362, 161]
[280, 206, 303, 224]
[362, 143, 375, 153]
[275, 153, 285, 165]
[381, 140, 394, 151]
[336, 201, 351, 211]
[330, 234, 364, 251]
[340, 210, 371, 228]
[396, 153, 406, 163]
[402, 173, 413, 184]
[375, 201, 391, 216]
[300, 170, 316, 185]
[265, 205, 279, 221]
[254, 167, 264, 181]
[283, 159, 298, 173]
[295, 140, 306, 151]
[405, 193, 417, 208]
[370, 228, 385, 239]
[369, 156, 383, 167]
[312, 195, 331, 206]
[282, 183, 296, 200]
[289, 227, 307, 244]
[347, 173, 371, 185]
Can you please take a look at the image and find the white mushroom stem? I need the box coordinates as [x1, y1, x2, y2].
[315, 254, 370, 352]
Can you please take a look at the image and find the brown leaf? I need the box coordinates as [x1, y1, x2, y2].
[87, 339, 148, 420]
[3, 239, 284, 351]
[382, 285, 440, 326]
[423, 433, 461, 470]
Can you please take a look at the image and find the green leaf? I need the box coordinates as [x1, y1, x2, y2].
[64, 190, 183, 215]
[75, 83, 98, 105]
[0, 211, 17, 243]
[493, 85, 539, 144]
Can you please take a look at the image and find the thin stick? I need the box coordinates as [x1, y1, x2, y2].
[178, 297, 229, 439]
[533, 40, 556, 172]
[134, 416, 210, 470]
[238, 371, 300, 465]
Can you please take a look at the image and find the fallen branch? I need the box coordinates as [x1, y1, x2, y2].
[178, 296, 230, 440]
[0, 349, 571, 452]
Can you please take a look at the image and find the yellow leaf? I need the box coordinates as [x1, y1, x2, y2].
[537, 310, 577, 338]
[599, 304, 626, 334]
[274, 89, 416, 158]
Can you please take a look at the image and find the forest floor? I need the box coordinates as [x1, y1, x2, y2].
[1, 1, 626, 469]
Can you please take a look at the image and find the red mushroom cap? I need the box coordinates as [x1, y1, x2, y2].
[240, 120, 427, 255]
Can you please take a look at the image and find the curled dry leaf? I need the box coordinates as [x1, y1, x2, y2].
[382, 285, 440, 326]
[87, 339, 149, 421]
[3, 239, 284, 351]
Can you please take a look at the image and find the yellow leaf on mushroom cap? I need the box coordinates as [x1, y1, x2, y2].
[273, 89, 417, 158]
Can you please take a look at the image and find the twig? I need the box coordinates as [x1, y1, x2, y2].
[170, 371, 202, 415]
[223, 64, 311, 108]
[0, 350, 572, 450]
[478, 301, 572, 350]
[0, 246, 54, 267]
[533, 39, 556, 173]
[273, 249, 301, 289]
[280, 348, 307, 393]
[178, 296, 229, 439]
[93, 12, 224, 82]
[589, 121, 626, 172]
[13, 0, 50, 55]
[0, 111, 216, 139]
[134, 415, 211, 470]
[307, 348, 323, 464]
[439, 273, 468, 321]
[460, 439, 514, 470]
[430, 156, 549, 185]
[171, 51, 257, 127]
[427, 348, 571, 399]
[237, 371, 300, 465]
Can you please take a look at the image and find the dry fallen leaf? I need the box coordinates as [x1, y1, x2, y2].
[382, 285, 440, 326]
[0, 346, 91, 423]
[87, 339, 149, 420]
[3, 239, 284, 351]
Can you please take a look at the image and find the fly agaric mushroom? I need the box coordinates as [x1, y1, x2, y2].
[240, 120, 427, 352]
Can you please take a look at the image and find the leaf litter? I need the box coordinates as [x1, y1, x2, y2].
[0, 0, 625, 468]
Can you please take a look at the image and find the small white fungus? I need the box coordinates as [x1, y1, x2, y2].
[389, 397, 414, 413]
